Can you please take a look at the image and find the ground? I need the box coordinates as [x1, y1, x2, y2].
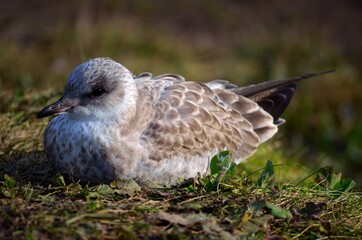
[1, 1, 362, 239]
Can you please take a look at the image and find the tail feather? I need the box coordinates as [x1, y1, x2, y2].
[232, 70, 334, 97]
[232, 70, 334, 123]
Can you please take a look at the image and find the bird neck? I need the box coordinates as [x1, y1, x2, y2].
[114, 78, 140, 127]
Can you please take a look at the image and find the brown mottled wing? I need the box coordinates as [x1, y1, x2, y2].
[141, 79, 274, 162]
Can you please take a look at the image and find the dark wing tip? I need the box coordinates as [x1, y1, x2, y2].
[254, 83, 296, 123]
[233, 70, 335, 123]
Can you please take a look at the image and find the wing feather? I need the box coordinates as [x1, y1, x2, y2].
[141, 77, 270, 162]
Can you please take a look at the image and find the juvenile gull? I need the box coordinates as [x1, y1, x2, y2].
[37, 58, 331, 185]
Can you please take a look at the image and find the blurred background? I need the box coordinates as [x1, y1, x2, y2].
[0, 0, 361, 185]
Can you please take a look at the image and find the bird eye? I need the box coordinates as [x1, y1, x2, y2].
[90, 88, 107, 98]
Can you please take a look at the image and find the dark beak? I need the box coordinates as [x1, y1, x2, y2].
[37, 98, 74, 119]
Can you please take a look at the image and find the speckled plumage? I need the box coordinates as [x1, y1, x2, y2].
[37, 58, 330, 185]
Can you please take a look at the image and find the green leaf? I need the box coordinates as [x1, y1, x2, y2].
[4, 174, 16, 188]
[186, 184, 196, 192]
[327, 172, 342, 189]
[210, 150, 231, 175]
[53, 175, 66, 187]
[226, 162, 237, 177]
[204, 180, 217, 192]
[256, 160, 275, 188]
[203, 151, 237, 192]
[219, 151, 233, 171]
[209, 154, 220, 176]
[332, 178, 356, 192]
[265, 201, 292, 219]
[315, 167, 356, 193]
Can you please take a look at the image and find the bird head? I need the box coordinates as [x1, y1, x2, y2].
[37, 58, 138, 121]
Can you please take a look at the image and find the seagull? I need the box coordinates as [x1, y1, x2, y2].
[37, 58, 331, 185]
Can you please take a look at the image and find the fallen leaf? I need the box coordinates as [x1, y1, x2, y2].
[155, 211, 189, 226]
[296, 202, 326, 219]
[265, 202, 292, 219]
[110, 179, 141, 196]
